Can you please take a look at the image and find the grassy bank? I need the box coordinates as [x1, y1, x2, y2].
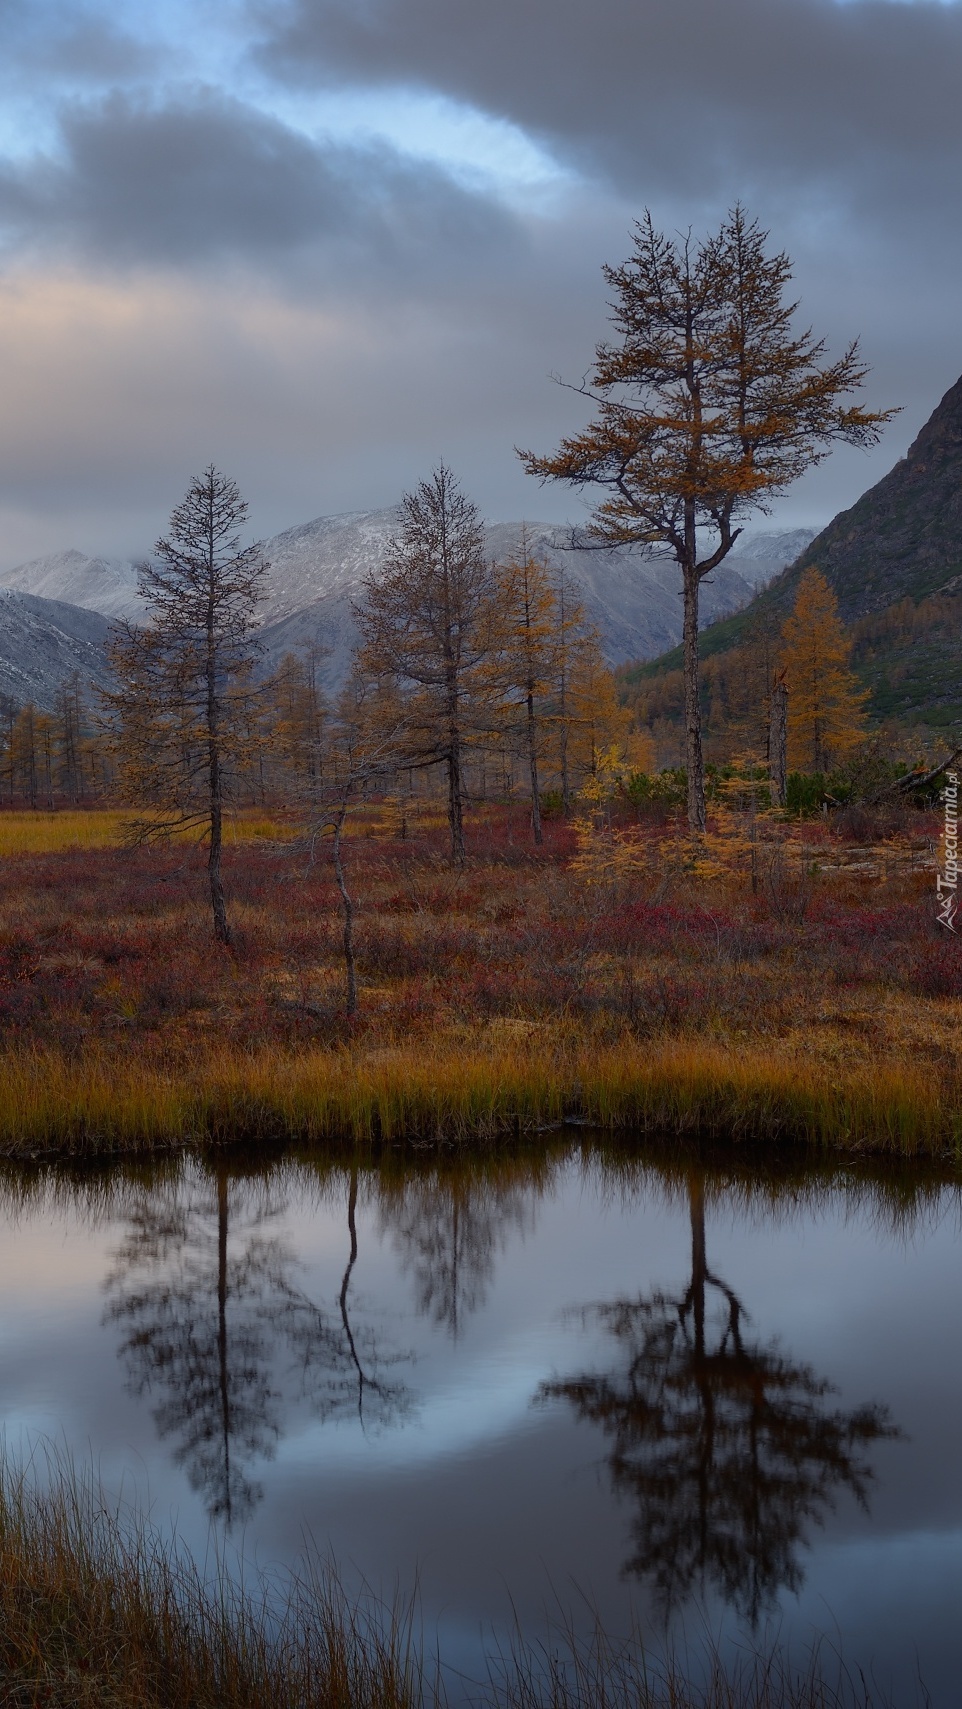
[0, 804, 958, 1159]
[0, 1450, 888, 1708]
[0, 1033, 957, 1158]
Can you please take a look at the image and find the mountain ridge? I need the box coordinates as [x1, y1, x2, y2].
[0, 590, 112, 710]
[0, 514, 813, 702]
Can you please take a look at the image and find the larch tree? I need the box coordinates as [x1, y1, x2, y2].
[319, 670, 411, 1017]
[356, 464, 497, 864]
[103, 466, 269, 945]
[780, 565, 868, 773]
[521, 206, 894, 832]
[545, 556, 593, 814]
[492, 532, 557, 845]
[565, 630, 628, 783]
[265, 649, 327, 801]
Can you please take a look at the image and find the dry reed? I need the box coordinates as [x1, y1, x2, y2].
[0, 1448, 888, 1709]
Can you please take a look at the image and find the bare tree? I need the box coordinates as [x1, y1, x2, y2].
[522, 207, 894, 832]
[102, 467, 269, 944]
[308, 671, 413, 1017]
[356, 465, 497, 864]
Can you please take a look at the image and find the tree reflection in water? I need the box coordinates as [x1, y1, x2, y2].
[104, 1163, 412, 1527]
[539, 1168, 901, 1625]
[377, 1163, 536, 1339]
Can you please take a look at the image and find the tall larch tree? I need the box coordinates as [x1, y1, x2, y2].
[492, 533, 557, 845]
[545, 557, 592, 814]
[780, 566, 868, 773]
[521, 206, 894, 832]
[103, 467, 269, 945]
[356, 464, 496, 865]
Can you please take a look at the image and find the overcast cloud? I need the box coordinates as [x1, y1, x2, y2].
[0, 0, 958, 567]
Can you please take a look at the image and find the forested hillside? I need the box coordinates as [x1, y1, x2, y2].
[622, 372, 962, 746]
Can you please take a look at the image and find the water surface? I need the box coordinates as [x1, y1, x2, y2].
[1, 1141, 960, 1703]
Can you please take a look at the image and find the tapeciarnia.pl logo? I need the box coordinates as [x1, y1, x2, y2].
[936, 771, 958, 932]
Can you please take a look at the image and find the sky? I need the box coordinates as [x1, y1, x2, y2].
[0, 0, 960, 569]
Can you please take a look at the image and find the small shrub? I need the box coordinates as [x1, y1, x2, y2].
[539, 790, 566, 819]
[786, 772, 826, 817]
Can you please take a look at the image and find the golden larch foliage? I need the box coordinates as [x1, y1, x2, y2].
[780, 566, 868, 772]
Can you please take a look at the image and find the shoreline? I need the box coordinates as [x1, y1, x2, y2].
[0, 1036, 956, 1161]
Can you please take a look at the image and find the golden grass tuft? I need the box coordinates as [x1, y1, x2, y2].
[0, 1035, 955, 1159]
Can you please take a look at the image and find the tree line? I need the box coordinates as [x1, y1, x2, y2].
[0, 470, 623, 839]
[96, 463, 626, 943]
[624, 563, 870, 790]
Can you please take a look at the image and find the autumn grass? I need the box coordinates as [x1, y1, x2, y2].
[0, 808, 133, 854]
[0, 802, 958, 1159]
[0, 1032, 955, 1160]
[0, 808, 304, 855]
[0, 1446, 420, 1709]
[0, 1446, 889, 1709]
[0, 801, 448, 855]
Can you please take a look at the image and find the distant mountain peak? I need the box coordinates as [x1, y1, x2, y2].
[0, 508, 819, 705]
[0, 548, 144, 621]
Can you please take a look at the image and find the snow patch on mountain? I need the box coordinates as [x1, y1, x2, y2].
[0, 589, 112, 710]
[0, 514, 818, 703]
[0, 549, 145, 621]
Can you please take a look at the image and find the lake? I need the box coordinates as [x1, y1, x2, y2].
[1, 1139, 959, 1704]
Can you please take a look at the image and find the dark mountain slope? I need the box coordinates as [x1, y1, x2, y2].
[793, 370, 962, 619]
[0, 590, 112, 710]
[623, 372, 962, 733]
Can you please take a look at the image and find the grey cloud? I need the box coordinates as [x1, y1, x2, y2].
[245, 0, 962, 520]
[0, 0, 958, 576]
[255, 0, 962, 214]
[0, 90, 518, 273]
[0, 3, 155, 84]
[26, 19, 157, 81]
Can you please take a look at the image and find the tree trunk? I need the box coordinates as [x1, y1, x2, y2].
[332, 807, 357, 1016]
[208, 789, 230, 944]
[689, 1170, 706, 1362]
[447, 737, 465, 865]
[682, 568, 706, 832]
[527, 688, 543, 846]
[769, 676, 788, 807]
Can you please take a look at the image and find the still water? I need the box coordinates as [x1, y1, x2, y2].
[1, 1141, 960, 1703]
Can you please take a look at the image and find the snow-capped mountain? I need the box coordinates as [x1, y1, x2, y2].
[723, 528, 818, 588]
[0, 549, 145, 621]
[0, 590, 112, 709]
[0, 513, 817, 703]
[254, 514, 814, 689]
